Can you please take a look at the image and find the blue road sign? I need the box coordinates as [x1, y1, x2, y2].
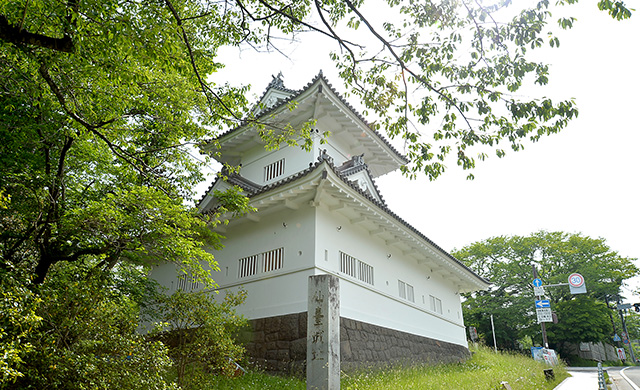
[535, 299, 551, 308]
[533, 278, 542, 287]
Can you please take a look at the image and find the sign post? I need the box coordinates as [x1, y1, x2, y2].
[531, 268, 589, 348]
[568, 273, 587, 294]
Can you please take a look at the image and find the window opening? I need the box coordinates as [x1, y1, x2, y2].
[398, 279, 414, 302]
[177, 273, 200, 291]
[340, 251, 374, 285]
[429, 295, 443, 314]
[264, 158, 285, 181]
[238, 248, 284, 278]
[398, 280, 406, 299]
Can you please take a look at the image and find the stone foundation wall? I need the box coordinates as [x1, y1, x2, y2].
[565, 341, 619, 362]
[240, 312, 470, 374]
[340, 317, 470, 370]
[241, 312, 308, 374]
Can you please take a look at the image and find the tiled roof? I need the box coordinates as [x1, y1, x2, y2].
[199, 155, 487, 285]
[335, 155, 386, 206]
[207, 71, 408, 164]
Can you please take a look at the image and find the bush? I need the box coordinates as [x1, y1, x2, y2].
[152, 288, 248, 389]
[2, 263, 176, 390]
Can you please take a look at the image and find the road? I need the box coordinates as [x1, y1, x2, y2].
[606, 367, 640, 390]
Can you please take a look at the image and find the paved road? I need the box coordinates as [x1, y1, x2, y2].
[606, 367, 640, 390]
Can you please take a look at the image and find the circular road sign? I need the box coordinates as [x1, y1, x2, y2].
[568, 273, 585, 288]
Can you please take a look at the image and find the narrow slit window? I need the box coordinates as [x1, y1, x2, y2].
[177, 273, 200, 291]
[238, 248, 284, 278]
[264, 158, 285, 181]
[340, 251, 374, 285]
[398, 279, 414, 302]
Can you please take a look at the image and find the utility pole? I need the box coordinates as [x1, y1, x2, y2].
[618, 301, 637, 363]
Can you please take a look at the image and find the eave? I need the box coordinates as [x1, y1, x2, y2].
[202, 72, 409, 178]
[206, 160, 489, 293]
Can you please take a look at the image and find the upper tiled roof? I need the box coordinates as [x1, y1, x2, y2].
[207, 71, 408, 165]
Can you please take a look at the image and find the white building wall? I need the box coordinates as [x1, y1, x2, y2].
[314, 205, 468, 347]
[209, 204, 318, 319]
[235, 143, 316, 185]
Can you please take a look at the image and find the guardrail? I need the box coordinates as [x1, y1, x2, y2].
[598, 362, 606, 390]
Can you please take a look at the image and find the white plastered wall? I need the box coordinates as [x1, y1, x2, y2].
[236, 142, 315, 185]
[154, 204, 319, 320]
[314, 204, 469, 347]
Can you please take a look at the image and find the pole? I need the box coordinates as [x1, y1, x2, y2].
[532, 264, 549, 348]
[491, 314, 497, 353]
[618, 307, 637, 363]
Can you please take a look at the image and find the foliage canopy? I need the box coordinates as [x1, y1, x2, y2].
[454, 231, 638, 350]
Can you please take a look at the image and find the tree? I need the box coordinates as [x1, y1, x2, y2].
[2, 262, 177, 390]
[454, 231, 638, 350]
[546, 296, 613, 345]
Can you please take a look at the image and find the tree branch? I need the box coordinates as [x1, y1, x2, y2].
[0, 14, 74, 52]
[341, 0, 474, 131]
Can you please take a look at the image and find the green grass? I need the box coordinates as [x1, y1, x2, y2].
[341, 347, 567, 390]
[193, 347, 568, 390]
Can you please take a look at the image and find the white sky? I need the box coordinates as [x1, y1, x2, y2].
[205, 3, 640, 296]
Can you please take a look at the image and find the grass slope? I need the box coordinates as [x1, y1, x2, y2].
[194, 347, 568, 390]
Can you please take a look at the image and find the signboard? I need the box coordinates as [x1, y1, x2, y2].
[536, 307, 553, 323]
[531, 347, 560, 366]
[618, 303, 632, 311]
[617, 348, 626, 361]
[535, 299, 551, 308]
[533, 286, 545, 296]
[568, 273, 587, 294]
[622, 332, 630, 344]
[469, 326, 478, 341]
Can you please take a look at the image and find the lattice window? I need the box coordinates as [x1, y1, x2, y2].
[238, 248, 284, 278]
[177, 273, 200, 291]
[263, 247, 284, 273]
[340, 252, 357, 278]
[264, 159, 285, 181]
[429, 295, 443, 314]
[398, 279, 414, 302]
[340, 251, 374, 285]
[238, 254, 259, 278]
[359, 261, 374, 285]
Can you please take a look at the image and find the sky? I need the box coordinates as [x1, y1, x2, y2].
[204, 3, 640, 298]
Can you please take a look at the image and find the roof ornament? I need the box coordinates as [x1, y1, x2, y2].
[318, 149, 334, 164]
[268, 71, 285, 89]
[352, 153, 365, 166]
